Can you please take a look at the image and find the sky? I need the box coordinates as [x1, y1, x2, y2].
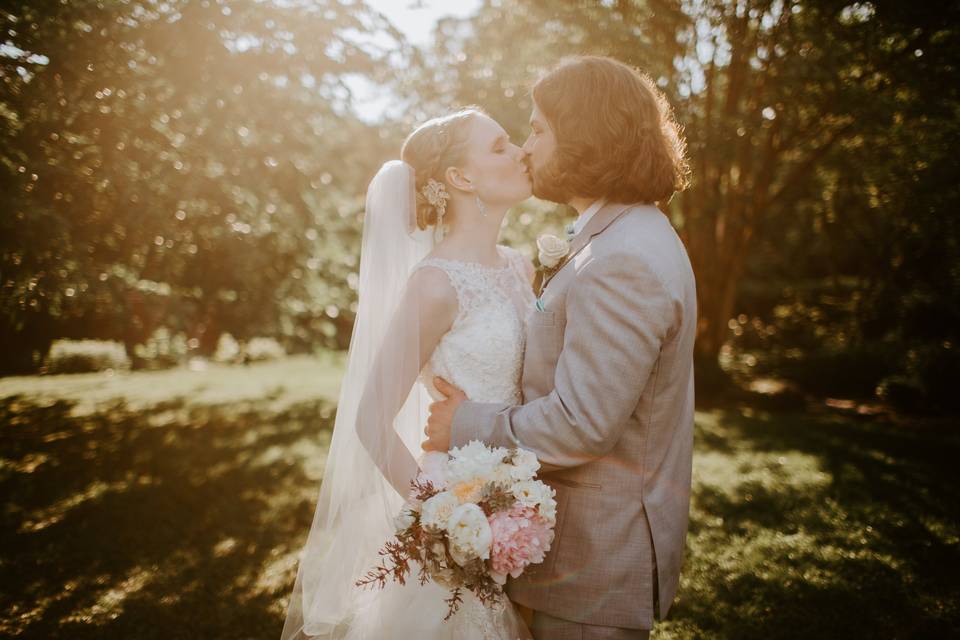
[365, 0, 481, 47]
[347, 0, 481, 122]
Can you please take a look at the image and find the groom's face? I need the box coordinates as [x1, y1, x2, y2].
[522, 101, 561, 201]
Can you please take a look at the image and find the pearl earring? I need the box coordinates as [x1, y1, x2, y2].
[475, 194, 487, 217]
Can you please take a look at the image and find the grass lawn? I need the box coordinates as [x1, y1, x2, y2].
[1, 357, 957, 638]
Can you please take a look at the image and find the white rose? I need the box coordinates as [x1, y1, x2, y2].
[537, 234, 570, 269]
[446, 503, 493, 566]
[420, 491, 460, 529]
[538, 492, 557, 525]
[492, 461, 514, 485]
[418, 450, 450, 490]
[447, 440, 507, 486]
[510, 448, 541, 481]
[512, 479, 547, 508]
[512, 479, 557, 525]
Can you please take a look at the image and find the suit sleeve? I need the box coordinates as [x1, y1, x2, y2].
[450, 251, 679, 471]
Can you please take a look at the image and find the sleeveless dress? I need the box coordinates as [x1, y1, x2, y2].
[418, 245, 534, 406]
[345, 245, 536, 640]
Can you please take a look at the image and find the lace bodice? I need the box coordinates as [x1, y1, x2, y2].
[416, 245, 535, 406]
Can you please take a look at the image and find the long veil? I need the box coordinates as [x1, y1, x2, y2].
[281, 160, 434, 639]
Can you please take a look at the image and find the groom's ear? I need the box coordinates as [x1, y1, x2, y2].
[445, 166, 473, 194]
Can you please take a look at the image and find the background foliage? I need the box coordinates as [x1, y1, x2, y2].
[3, 0, 958, 411]
[3, 3, 959, 637]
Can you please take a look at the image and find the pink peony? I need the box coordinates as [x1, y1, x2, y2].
[488, 505, 554, 583]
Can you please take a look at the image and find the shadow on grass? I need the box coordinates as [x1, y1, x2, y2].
[658, 400, 960, 639]
[4, 389, 959, 639]
[1, 395, 333, 639]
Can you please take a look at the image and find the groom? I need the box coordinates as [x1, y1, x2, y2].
[424, 56, 696, 640]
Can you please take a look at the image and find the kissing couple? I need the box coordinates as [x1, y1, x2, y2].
[281, 55, 697, 640]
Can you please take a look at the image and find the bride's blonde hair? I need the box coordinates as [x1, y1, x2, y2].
[400, 107, 484, 230]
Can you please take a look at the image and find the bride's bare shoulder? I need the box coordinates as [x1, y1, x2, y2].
[407, 263, 459, 309]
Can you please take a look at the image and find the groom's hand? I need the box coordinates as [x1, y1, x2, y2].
[422, 377, 466, 452]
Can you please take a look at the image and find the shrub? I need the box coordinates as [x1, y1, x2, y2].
[244, 337, 286, 362]
[876, 376, 927, 414]
[878, 344, 960, 414]
[724, 302, 894, 399]
[44, 339, 131, 374]
[213, 333, 241, 363]
[133, 327, 188, 370]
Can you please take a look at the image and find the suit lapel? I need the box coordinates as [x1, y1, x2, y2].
[539, 202, 634, 295]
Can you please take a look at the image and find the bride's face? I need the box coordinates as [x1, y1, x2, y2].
[459, 114, 532, 206]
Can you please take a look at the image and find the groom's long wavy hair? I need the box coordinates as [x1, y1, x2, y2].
[531, 56, 690, 205]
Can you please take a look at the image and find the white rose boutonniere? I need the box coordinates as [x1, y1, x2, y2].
[533, 233, 572, 300]
[536, 234, 570, 269]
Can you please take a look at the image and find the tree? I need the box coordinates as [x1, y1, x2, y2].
[401, 0, 960, 398]
[1, 0, 404, 371]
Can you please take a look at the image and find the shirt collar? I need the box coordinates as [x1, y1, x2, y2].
[572, 199, 607, 236]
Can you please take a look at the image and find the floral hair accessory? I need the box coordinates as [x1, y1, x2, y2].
[421, 179, 451, 241]
[422, 179, 450, 218]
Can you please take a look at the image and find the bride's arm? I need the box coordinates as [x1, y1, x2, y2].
[355, 266, 458, 496]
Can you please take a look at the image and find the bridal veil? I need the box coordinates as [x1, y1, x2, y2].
[280, 161, 434, 639]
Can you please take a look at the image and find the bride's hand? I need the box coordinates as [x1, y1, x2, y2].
[422, 377, 466, 452]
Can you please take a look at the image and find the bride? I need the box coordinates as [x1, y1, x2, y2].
[280, 107, 536, 639]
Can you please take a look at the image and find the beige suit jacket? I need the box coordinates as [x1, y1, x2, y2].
[451, 202, 697, 630]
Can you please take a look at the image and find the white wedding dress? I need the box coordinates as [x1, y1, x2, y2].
[343, 244, 536, 640]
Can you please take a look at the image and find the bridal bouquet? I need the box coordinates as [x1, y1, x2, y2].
[356, 441, 557, 620]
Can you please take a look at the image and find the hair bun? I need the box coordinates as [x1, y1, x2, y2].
[400, 107, 485, 231]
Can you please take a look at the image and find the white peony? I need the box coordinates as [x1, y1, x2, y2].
[538, 493, 558, 525]
[420, 491, 460, 529]
[537, 234, 570, 269]
[446, 503, 493, 566]
[512, 479, 557, 525]
[511, 479, 548, 508]
[510, 448, 541, 481]
[492, 461, 515, 485]
[418, 450, 450, 490]
[447, 440, 507, 486]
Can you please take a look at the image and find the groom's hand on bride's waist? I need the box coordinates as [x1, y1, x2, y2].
[422, 377, 466, 452]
